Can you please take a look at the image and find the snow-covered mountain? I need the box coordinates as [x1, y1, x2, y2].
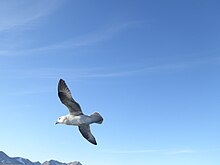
[0, 151, 81, 165]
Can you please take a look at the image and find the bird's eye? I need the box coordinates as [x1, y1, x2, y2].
[59, 118, 61, 120]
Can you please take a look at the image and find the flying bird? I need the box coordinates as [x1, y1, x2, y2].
[55, 79, 103, 145]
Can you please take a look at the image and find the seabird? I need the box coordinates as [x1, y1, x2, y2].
[55, 79, 103, 145]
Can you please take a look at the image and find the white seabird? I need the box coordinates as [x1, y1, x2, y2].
[55, 79, 103, 145]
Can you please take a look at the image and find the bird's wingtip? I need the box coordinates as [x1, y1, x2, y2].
[89, 137, 97, 145]
[92, 140, 97, 145]
[59, 78, 64, 82]
[58, 79, 66, 87]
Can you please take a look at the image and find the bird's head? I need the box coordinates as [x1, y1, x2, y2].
[55, 116, 67, 125]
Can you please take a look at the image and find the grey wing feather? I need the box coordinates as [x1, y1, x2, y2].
[58, 79, 83, 116]
[78, 124, 97, 145]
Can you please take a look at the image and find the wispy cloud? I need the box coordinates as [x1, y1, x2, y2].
[0, 0, 65, 57]
[0, 21, 140, 56]
[1, 55, 219, 80]
[77, 56, 220, 78]
[166, 149, 197, 155]
[0, 0, 62, 32]
[103, 148, 198, 155]
[6, 88, 52, 96]
[104, 147, 220, 155]
[103, 149, 161, 154]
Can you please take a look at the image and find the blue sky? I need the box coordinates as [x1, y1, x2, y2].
[0, 0, 220, 165]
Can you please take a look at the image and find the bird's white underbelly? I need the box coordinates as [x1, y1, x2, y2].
[68, 115, 92, 126]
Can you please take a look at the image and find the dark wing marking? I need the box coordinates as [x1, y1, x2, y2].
[78, 124, 97, 145]
[58, 79, 83, 116]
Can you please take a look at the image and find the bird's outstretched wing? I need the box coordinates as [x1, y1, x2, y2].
[78, 124, 97, 145]
[58, 79, 83, 116]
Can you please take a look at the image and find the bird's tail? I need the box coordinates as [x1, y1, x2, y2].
[90, 112, 103, 124]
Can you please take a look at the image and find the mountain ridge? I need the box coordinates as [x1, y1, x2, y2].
[0, 151, 82, 165]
